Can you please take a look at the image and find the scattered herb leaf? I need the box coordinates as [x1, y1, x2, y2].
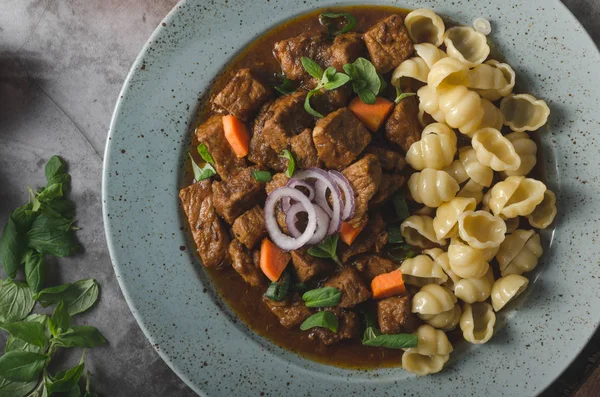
[363, 332, 418, 349]
[343, 57, 381, 104]
[301, 57, 350, 117]
[264, 271, 291, 302]
[279, 149, 296, 178]
[0, 351, 47, 382]
[0, 321, 48, 348]
[300, 311, 339, 333]
[0, 280, 35, 323]
[394, 86, 417, 104]
[307, 235, 341, 266]
[252, 170, 273, 183]
[392, 192, 410, 221]
[24, 251, 45, 293]
[319, 12, 357, 36]
[386, 225, 403, 244]
[302, 287, 341, 308]
[303, 90, 324, 118]
[274, 75, 296, 95]
[188, 153, 216, 182]
[51, 326, 107, 349]
[197, 143, 215, 165]
[301, 57, 323, 80]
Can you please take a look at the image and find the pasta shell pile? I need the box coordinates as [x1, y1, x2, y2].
[396, 8, 557, 376]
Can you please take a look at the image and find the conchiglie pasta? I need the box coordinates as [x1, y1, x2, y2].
[472, 128, 521, 172]
[401, 215, 447, 248]
[417, 85, 446, 123]
[504, 216, 520, 234]
[438, 85, 484, 135]
[418, 304, 462, 331]
[433, 197, 477, 240]
[424, 248, 461, 290]
[406, 123, 457, 170]
[427, 57, 468, 89]
[391, 57, 430, 86]
[491, 274, 529, 311]
[443, 159, 470, 184]
[527, 190, 557, 229]
[457, 179, 485, 204]
[500, 93, 551, 132]
[496, 229, 543, 276]
[406, 324, 454, 356]
[402, 352, 450, 376]
[465, 62, 509, 90]
[503, 132, 538, 177]
[460, 99, 504, 137]
[454, 268, 494, 303]
[459, 146, 493, 187]
[414, 43, 447, 68]
[408, 168, 460, 208]
[400, 255, 449, 287]
[404, 9, 446, 47]
[413, 205, 436, 217]
[443, 26, 490, 67]
[460, 302, 496, 344]
[447, 237, 490, 279]
[458, 210, 506, 249]
[488, 176, 547, 218]
[475, 60, 516, 101]
[412, 284, 457, 315]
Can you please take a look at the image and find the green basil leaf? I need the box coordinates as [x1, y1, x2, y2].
[188, 153, 216, 182]
[363, 333, 418, 349]
[323, 72, 351, 91]
[323, 67, 337, 84]
[306, 246, 331, 259]
[279, 149, 296, 177]
[300, 311, 338, 332]
[26, 209, 80, 257]
[24, 251, 45, 293]
[62, 279, 99, 316]
[307, 235, 340, 265]
[46, 360, 84, 393]
[0, 204, 35, 279]
[0, 280, 34, 323]
[362, 310, 378, 330]
[263, 271, 291, 302]
[357, 88, 376, 105]
[0, 351, 47, 382]
[303, 90, 324, 118]
[352, 58, 381, 94]
[301, 57, 323, 80]
[394, 86, 417, 104]
[47, 199, 75, 219]
[49, 301, 71, 337]
[44, 156, 67, 183]
[386, 225, 403, 244]
[342, 63, 357, 80]
[0, 376, 38, 397]
[302, 287, 341, 307]
[392, 192, 410, 221]
[319, 12, 357, 35]
[36, 184, 63, 206]
[51, 326, 106, 348]
[5, 314, 49, 354]
[362, 326, 381, 343]
[252, 170, 272, 183]
[197, 143, 215, 165]
[274, 76, 296, 95]
[405, 250, 417, 259]
[33, 284, 71, 307]
[0, 321, 48, 348]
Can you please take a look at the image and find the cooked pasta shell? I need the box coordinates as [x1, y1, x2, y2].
[392, 57, 430, 86]
[488, 176, 547, 218]
[458, 210, 506, 249]
[402, 352, 450, 376]
[444, 26, 490, 67]
[491, 274, 529, 311]
[438, 85, 484, 135]
[447, 237, 490, 279]
[418, 303, 462, 331]
[404, 324, 454, 355]
[472, 128, 521, 172]
[504, 216, 520, 234]
[475, 60, 516, 101]
[460, 302, 496, 344]
[424, 248, 461, 290]
[400, 254, 449, 287]
[427, 57, 468, 89]
[465, 63, 509, 90]
[433, 197, 477, 240]
[412, 284, 457, 315]
[500, 93, 551, 132]
[454, 268, 495, 303]
[404, 9, 446, 47]
[502, 132, 538, 177]
[414, 43, 447, 68]
[527, 189, 557, 229]
[443, 159, 470, 184]
[408, 168, 460, 208]
[460, 98, 504, 137]
[457, 179, 485, 204]
[459, 146, 493, 187]
[417, 85, 446, 123]
[497, 229, 543, 276]
[401, 215, 446, 248]
[406, 123, 457, 170]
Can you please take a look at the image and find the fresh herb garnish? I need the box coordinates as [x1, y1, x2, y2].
[188, 153, 216, 182]
[264, 271, 291, 302]
[362, 312, 418, 349]
[252, 170, 273, 183]
[386, 225, 403, 244]
[197, 143, 215, 165]
[319, 11, 357, 36]
[307, 235, 341, 266]
[300, 311, 339, 333]
[34, 279, 100, 315]
[279, 149, 296, 177]
[274, 75, 296, 95]
[394, 86, 417, 104]
[384, 244, 417, 262]
[343, 57, 382, 104]
[301, 57, 351, 117]
[392, 192, 410, 221]
[302, 287, 342, 308]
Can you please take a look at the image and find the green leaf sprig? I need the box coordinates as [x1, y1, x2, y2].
[302, 287, 341, 308]
[301, 57, 351, 117]
[300, 311, 339, 333]
[279, 149, 296, 177]
[263, 271, 291, 302]
[361, 311, 418, 349]
[252, 170, 273, 183]
[307, 235, 341, 266]
[273, 75, 296, 95]
[394, 86, 417, 104]
[343, 57, 383, 104]
[319, 12, 357, 36]
[188, 151, 216, 182]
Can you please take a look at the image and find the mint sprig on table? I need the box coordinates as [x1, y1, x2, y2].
[0, 156, 104, 397]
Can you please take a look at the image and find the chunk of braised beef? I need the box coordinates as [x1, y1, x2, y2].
[290, 249, 334, 282]
[232, 206, 267, 249]
[229, 239, 265, 287]
[212, 166, 265, 224]
[308, 307, 360, 345]
[339, 213, 388, 263]
[384, 96, 421, 153]
[290, 128, 322, 169]
[248, 101, 288, 172]
[313, 107, 372, 169]
[377, 295, 419, 334]
[311, 85, 353, 116]
[326, 33, 367, 71]
[195, 115, 247, 180]
[363, 14, 414, 73]
[365, 146, 406, 172]
[273, 32, 330, 80]
[261, 91, 314, 153]
[213, 68, 272, 121]
[180, 183, 230, 268]
[324, 267, 371, 308]
[263, 292, 313, 328]
[354, 254, 398, 284]
[370, 173, 405, 208]
[342, 154, 382, 229]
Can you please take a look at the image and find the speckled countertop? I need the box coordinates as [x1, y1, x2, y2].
[0, 1, 598, 396]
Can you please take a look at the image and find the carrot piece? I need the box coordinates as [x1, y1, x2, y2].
[339, 221, 365, 246]
[222, 114, 250, 158]
[371, 269, 406, 299]
[348, 96, 394, 132]
[259, 238, 291, 282]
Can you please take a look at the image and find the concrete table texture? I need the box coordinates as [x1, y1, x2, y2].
[0, 1, 598, 396]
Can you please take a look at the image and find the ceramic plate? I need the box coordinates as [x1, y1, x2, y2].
[103, 0, 600, 395]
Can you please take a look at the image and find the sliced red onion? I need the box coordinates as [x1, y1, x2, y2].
[282, 179, 315, 213]
[286, 203, 330, 246]
[293, 168, 342, 235]
[328, 170, 355, 221]
[264, 187, 317, 251]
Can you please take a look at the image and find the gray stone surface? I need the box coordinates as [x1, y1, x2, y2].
[0, 1, 597, 396]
